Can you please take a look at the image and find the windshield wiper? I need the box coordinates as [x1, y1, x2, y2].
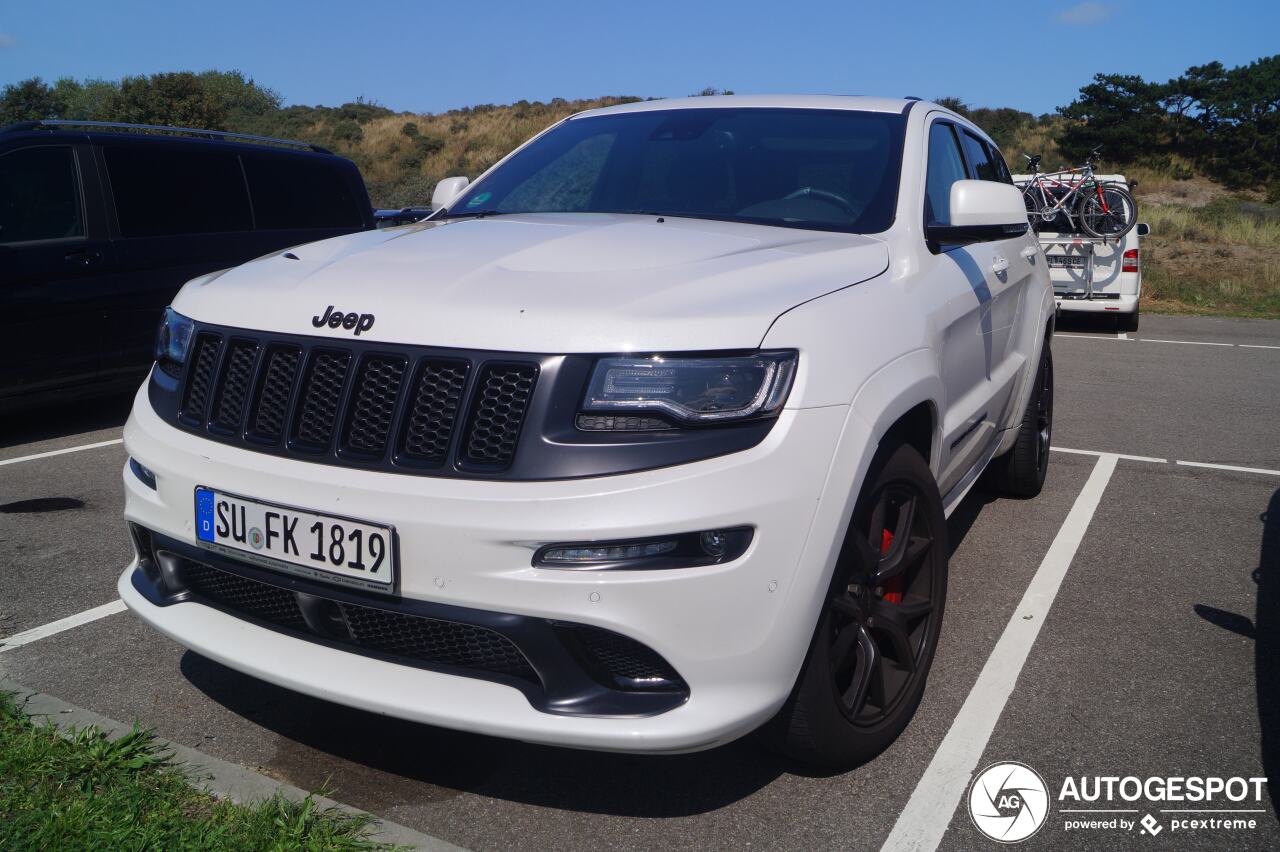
[442, 209, 505, 221]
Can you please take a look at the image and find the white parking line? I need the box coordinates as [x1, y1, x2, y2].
[0, 438, 124, 467]
[880, 453, 1118, 852]
[1056, 335, 1280, 350]
[1051, 446, 1165, 464]
[0, 600, 127, 653]
[1140, 338, 1233, 347]
[1175, 460, 1280, 477]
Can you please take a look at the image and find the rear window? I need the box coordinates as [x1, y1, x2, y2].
[242, 155, 363, 230]
[0, 146, 84, 244]
[104, 146, 252, 237]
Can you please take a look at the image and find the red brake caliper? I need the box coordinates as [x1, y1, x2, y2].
[881, 528, 904, 604]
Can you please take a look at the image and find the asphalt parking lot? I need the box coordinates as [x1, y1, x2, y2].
[1, 312, 1277, 851]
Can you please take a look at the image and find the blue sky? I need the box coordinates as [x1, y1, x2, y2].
[1, 1, 1276, 115]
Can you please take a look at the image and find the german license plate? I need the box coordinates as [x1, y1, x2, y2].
[1047, 254, 1086, 269]
[194, 487, 395, 592]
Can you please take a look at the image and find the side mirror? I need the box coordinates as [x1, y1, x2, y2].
[926, 180, 1029, 245]
[431, 176, 470, 211]
[1137, 222, 1150, 237]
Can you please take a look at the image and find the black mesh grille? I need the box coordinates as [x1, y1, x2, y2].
[180, 334, 222, 423]
[172, 328, 542, 476]
[343, 356, 407, 454]
[179, 560, 537, 683]
[211, 340, 258, 432]
[342, 605, 536, 680]
[293, 350, 352, 448]
[573, 625, 681, 686]
[182, 562, 307, 630]
[400, 359, 470, 464]
[249, 346, 301, 442]
[463, 364, 537, 465]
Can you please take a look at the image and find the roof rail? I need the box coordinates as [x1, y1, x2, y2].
[1, 119, 332, 154]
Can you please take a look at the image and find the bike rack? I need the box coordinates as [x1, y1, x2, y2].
[1039, 236, 1111, 300]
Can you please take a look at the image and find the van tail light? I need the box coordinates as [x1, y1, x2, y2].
[1122, 248, 1139, 273]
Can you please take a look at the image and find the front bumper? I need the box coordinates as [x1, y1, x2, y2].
[121, 383, 860, 752]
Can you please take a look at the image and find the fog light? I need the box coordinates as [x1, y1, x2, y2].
[541, 540, 678, 564]
[534, 527, 753, 570]
[128, 457, 157, 490]
[700, 530, 729, 557]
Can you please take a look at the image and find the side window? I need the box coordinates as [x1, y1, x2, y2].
[0, 146, 84, 244]
[960, 130, 1012, 183]
[104, 146, 252, 237]
[991, 149, 1014, 185]
[924, 122, 968, 226]
[960, 131, 1000, 182]
[242, 155, 363, 230]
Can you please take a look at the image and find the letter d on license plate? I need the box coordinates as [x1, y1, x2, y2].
[194, 487, 396, 592]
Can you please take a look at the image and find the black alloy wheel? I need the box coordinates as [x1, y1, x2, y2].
[828, 481, 941, 726]
[766, 442, 948, 768]
[1034, 348, 1054, 479]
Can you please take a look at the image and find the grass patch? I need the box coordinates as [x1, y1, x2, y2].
[1137, 194, 1280, 317]
[0, 691, 390, 850]
[1143, 199, 1280, 249]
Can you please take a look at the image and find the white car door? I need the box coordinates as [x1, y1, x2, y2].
[920, 117, 1023, 497]
[956, 127, 1035, 431]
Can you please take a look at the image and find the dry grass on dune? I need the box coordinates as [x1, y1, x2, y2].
[347, 97, 640, 207]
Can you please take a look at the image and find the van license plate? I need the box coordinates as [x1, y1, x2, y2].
[194, 487, 395, 591]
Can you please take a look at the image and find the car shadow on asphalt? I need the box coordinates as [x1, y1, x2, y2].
[0, 392, 133, 450]
[945, 486, 996, 558]
[1256, 488, 1279, 816]
[179, 651, 787, 817]
[1055, 312, 1121, 335]
[1193, 486, 1279, 817]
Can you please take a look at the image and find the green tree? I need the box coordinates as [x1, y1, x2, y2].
[0, 77, 57, 124]
[50, 77, 119, 120]
[106, 72, 229, 128]
[1057, 73, 1169, 162]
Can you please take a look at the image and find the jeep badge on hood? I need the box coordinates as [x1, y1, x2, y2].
[313, 305, 375, 336]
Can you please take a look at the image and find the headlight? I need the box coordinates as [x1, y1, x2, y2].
[154, 307, 195, 378]
[583, 351, 797, 424]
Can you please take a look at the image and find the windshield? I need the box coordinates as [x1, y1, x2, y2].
[445, 108, 906, 234]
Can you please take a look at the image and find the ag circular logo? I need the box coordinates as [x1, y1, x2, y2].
[968, 762, 1050, 843]
[248, 527, 264, 550]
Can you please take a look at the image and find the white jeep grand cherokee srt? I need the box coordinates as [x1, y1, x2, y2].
[121, 96, 1054, 766]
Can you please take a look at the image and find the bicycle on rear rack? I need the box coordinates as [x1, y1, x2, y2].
[1018, 146, 1136, 239]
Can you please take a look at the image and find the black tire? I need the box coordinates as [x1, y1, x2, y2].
[765, 442, 948, 768]
[1117, 306, 1140, 333]
[984, 341, 1053, 498]
[1077, 185, 1136, 239]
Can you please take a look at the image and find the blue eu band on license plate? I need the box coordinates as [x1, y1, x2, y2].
[192, 486, 396, 592]
[196, 488, 217, 542]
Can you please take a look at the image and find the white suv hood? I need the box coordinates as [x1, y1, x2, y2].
[173, 213, 888, 353]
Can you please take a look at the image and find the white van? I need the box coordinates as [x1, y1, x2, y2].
[1012, 172, 1148, 331]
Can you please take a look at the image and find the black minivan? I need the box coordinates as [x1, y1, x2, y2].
[0, 121, 375, 411]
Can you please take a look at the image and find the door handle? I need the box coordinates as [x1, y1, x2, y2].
[991, 255, 1010, 273]
[1020, 246, 1039, 259]
[64, 249, 102, 267]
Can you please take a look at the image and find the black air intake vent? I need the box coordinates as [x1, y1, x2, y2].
[463, 363, 538, 466]
[342, 355, 408, 455]
[292, 350, 352, 450]
[210, 339, 258, 433]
